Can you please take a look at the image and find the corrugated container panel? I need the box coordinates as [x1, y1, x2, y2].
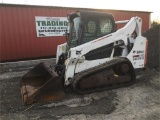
[0, 10, 1, 60]
[0, 4, 151, 62]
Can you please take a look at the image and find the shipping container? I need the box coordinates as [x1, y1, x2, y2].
[0, 4, 151, 62]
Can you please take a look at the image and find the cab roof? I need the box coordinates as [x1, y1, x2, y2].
[67, 11, 114, 22]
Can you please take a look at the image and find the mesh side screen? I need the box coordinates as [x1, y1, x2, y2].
[83, 18, 113, 44]
[99, 19, 113, 35]
[83, 20, 97, 43]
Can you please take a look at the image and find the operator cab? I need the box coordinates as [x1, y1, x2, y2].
[66, 11, 116, 48]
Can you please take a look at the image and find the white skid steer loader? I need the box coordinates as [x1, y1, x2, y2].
[20, 11, 148, 105]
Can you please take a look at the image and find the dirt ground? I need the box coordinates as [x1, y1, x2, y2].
[0, 25, 160, 120]
[0, 64, 160, 120]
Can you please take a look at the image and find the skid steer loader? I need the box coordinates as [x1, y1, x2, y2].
[21, 11, 148, 105]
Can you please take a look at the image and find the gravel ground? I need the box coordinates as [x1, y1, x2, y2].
[0, 25, 160, 120]
[0, 68, 159, 120]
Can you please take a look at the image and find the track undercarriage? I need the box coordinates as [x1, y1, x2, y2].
[72, 57, 136, 94]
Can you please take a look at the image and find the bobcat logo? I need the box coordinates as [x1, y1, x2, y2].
[76, 50, 82, 55]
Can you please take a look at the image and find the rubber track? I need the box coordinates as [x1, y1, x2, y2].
[72, 57, 136, 94]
